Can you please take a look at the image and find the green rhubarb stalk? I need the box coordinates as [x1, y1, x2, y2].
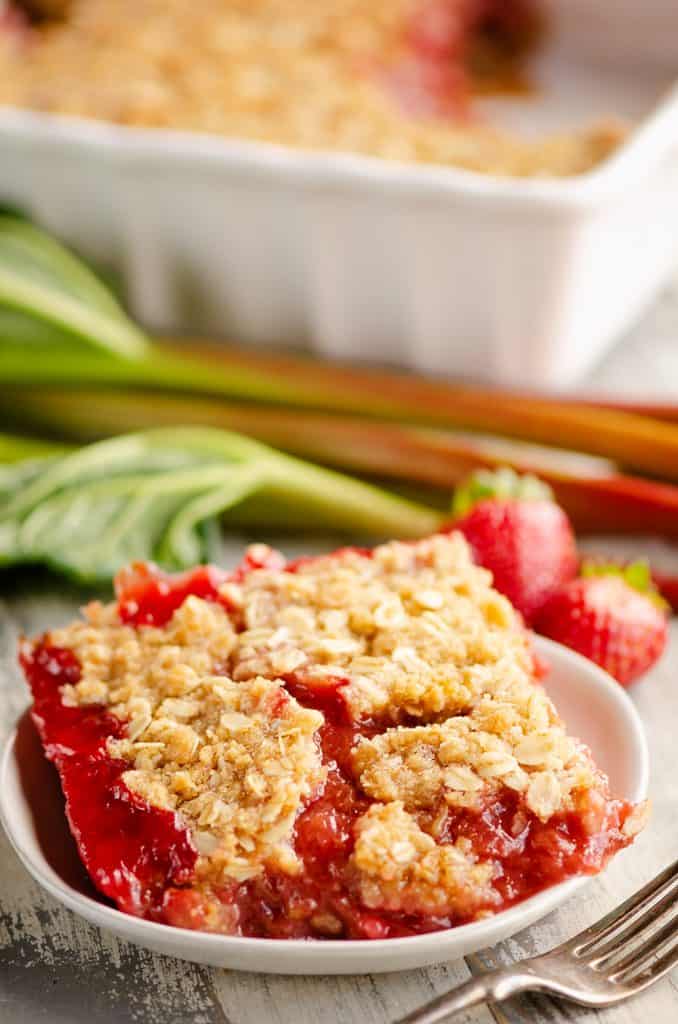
[5, 216, 678, 483]
[153, 341, 678, 485]
[7, 387, 678, 539]
[575, 396, 678, 424]
[6, 331, 678, 483]
[0, 431, 71, 463]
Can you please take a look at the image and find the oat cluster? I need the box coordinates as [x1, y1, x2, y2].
[353, 706, 603, 823]
[350, 802, 497, 916]
[46, 533, 634, 916]
[0, 0, 624, 176]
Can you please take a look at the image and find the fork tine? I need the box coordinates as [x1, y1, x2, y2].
[635, 940, 678, 989]
[568, 858, 678, 956]
[587, 884, 678, 966]
[608, 911, 678, 981]
[615, 940, 678, 997]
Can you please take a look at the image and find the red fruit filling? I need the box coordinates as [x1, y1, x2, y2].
[115, 563, 230, 628]
[23, 558, 636, 940]
[385, 0, 540, 119]
[116, 546, 291, 628]
[438, 790, 631, 907]
[22, 643, 197, 919]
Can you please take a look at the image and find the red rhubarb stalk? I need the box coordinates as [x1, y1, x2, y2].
[7, 385, 678, 540]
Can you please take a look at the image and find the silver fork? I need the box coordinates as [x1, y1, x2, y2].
[397, 859, 678, 1023]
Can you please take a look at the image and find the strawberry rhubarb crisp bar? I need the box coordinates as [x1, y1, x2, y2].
[22, 533, 646, 939]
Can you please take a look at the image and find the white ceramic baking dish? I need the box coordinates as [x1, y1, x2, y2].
[0, 0, 677, 388]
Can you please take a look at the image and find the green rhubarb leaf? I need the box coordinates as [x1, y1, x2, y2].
[0, 216, 148, 359]
[0, 427, 442, 582]
[156, 466, 265, 567]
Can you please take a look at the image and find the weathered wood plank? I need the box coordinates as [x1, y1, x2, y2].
[0, 849, 229, 1024]
[211, 962, 490, 1024]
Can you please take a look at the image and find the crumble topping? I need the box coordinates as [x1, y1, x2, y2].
[349, 801, 497, 916]
[231, 534, 535, 722]
[51, 596, 325, 881]
[0, 0, 625, 177]
[53, 595, 237, 713]
[110, 674, 324, 882]
[352, 695, 605, 822]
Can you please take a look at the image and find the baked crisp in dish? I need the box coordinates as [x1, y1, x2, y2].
[0, 1, 624, 177]
[22, 533, 646, 939]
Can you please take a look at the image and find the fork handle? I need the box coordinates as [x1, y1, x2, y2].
[395, 968, 535, 1023]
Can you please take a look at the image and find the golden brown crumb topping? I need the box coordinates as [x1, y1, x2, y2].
[52, 598, 324, 881]
[110, 674, 324, 883]
[231, 534, 534, 722]
[353, 698, 605, 822]
[0, 0, 625, 177]
[55, 596, 237, 713]
[349, 802, 497, 915]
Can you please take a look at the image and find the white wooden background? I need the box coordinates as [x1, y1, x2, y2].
[2, 285, 678, 1024]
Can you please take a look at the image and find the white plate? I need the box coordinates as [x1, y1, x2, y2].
[0, 636, 648, 975]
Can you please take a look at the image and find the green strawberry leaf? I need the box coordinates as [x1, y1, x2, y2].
[581, 559, 668, 610]
[452, 466, 553, 518]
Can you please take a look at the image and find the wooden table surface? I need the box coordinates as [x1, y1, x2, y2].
[2, 285, 678, 1024]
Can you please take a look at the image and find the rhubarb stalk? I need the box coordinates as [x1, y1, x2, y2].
[5, 335, 678, 483]
[6, 386, 678, 539]
[4, 217, 678, 485]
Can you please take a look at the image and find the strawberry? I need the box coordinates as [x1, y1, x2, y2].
[535, 562, 668, 686]
[450, 468, 578, 624]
